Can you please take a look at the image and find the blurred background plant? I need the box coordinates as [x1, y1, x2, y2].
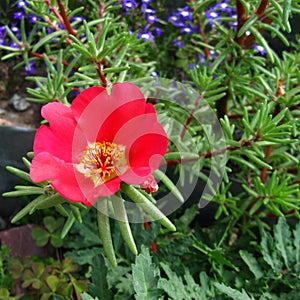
[0, 0, 299, 299]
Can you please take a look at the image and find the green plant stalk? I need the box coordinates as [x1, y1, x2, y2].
[96, 198, 117, 267]
[121, 184, 176, 232]
[153, 169, 184, 203]
[112, 195, 138, 255]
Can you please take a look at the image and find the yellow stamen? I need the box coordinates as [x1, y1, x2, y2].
[76, 142, 127, 186]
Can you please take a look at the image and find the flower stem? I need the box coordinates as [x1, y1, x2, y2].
[96, 198, 117, 267]
[111, 195, 138, 255]
[56, 0, 77, 36]
[96, 62, 108, 87]
[121, 184, 176, 232]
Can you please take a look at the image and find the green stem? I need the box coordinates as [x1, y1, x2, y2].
[96, 198, 117, 267]
[112, 195, 138, 255]
[121, 184, 176, 232]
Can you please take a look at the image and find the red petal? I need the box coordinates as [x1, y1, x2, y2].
[96, 100, 150, 142]
[70, 86, 106, 119]
[71, 83, 145, 144]
[112, 113, 168, 184]
[34, 103, 76, 162]
[31, 153, 122, 205]
[30, 152, 89, 204]
[77, 178, 121, 205]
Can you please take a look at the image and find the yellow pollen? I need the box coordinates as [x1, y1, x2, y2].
[76, 142, 127, 186]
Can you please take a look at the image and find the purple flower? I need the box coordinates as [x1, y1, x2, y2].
[122, 0, 136, 10]
[179, 7, 192, 20]
[152, 27, 162, 36]
[254, 44, 266, 56]
[71, 16, 85, 22]
[216, 2, 232, 12]
[16, 0, 27, 9]
[180, 27, 193, 34]
[146, 15, 157, 23]
[168, 15, 178, 23]
[10, 24, 20, 34]
[173, 38, 183, 48]
[142, 0, 151, 3]
[206, 10, 220, 20]
[205, 1, 236, 28]
[143, 8, 155, 14]
[0, 25, 6, 36]
[151, 71, 158, 78]
[168, 6, 193, 30]
[13, 12, 24, 20]
[24, 61, 35, 75]
[137, 31, 154, 42]
[9, 41, 19, 48]
[29, 14, 40, 23]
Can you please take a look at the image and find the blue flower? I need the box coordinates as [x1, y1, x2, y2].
[152, 27, 162, 36]
[10, 24, 20, 34]
[122, 0, 136, 11]
[254, 44, 266, 55]
[173, 38, 184, 48]
[13, 12, 24, 20]
[16, 0, 27, 9]
[146, 15, 157, 23]
[9, 41, 19, 48]
[151, 71, 158, 78]
[143, 8, 155, 14]
[168, 6, 193, 30]
[71, 16, 85, 22]
[29, 14, 40, 23]
[180, 27, 193, 34]
[24, 61, 35, 75]
[138, 31, 154, 41]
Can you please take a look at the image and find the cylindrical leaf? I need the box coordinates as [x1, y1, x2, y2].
[112, 196, 138, 255]
[121, 184, 176, 232]
[96, 198, 118, 267]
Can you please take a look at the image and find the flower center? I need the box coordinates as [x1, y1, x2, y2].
[76, 142, 127, 186]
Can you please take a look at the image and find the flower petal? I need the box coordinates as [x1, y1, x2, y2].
[34, 102, 76, 162]
[71, 83, 145, 144]
[111, 113, 168, 184]
[96, 100, 152, 142]
[30, 152, 90, 204]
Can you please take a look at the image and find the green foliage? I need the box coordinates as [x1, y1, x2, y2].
[0, 246, 14, 291]
[87, 255, 113, 300]
[132, 245, 162, 300]
[158, 263, 203, 300]
[10, 256, 88, 299]
[32, 216, 65, 247]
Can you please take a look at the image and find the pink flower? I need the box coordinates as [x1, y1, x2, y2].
[30, 82, 168, 206]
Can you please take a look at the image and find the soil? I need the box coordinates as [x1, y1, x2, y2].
[0, 61, 42, 128]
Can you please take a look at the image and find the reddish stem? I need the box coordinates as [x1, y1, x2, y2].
[28, 50, 79, 70]
[44, 15, 73, 44]
[56, 0, 77, 36]
[163, 136, 260, 167]
[234, 0, 247, 46]
[180, 94, 201, 139]
[96, 2, 105, 44]
[288, 180, 300, 186]
[189, 0, 210, 58]
[256, 0, 269, 18]
[96, 62, 108, 87]
[260, 145, 272, 183]
[45, 0, 65, 27]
